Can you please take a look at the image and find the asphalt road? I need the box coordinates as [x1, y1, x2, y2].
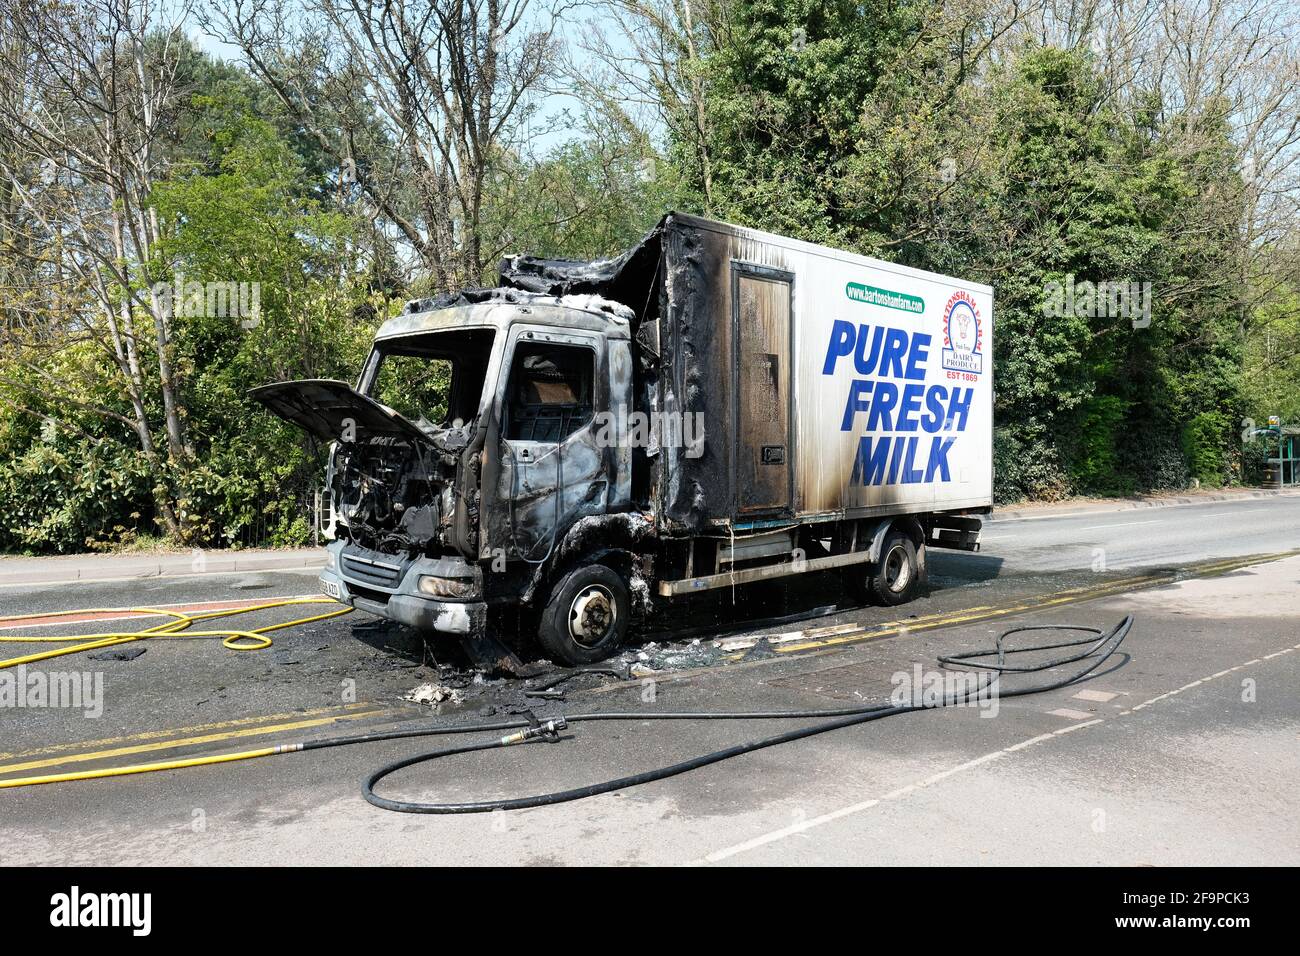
[978, 492, 1300, 573]
[1, 493, 1297, 865]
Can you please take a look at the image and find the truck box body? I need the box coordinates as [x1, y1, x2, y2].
[503, 212, 994, 534]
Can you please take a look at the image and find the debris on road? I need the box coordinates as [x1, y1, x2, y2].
[523, 667, 626, 700]
[402, 682, 464, 707]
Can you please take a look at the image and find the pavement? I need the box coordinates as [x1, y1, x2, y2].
[987, 486, 1300, 520]
[0, 547, 325, 585]
[0, 492, 1297, 865]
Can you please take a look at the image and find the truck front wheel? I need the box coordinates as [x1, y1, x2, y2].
[538, 564, 630, 665]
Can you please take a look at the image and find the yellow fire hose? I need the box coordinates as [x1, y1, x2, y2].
[0, 597, 353, 790]
[0, 597, 353, 669]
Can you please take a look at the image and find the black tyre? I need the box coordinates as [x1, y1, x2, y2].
[537, 564, 630, 665]
[867, 531, 921, 606]
[844, 530, 922, 606]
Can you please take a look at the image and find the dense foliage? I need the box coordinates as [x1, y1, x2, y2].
[0, 0, 1294, 552]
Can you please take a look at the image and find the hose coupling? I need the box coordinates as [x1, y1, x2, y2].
[500, 717, 568, 746]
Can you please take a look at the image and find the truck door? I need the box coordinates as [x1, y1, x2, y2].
[496, 331, 608, 559]
[732, 263, 794, 515]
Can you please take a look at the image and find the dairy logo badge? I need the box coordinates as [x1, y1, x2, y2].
[941, 291, 983, 375]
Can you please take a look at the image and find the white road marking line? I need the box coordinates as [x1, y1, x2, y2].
[696, 641, 1297, 865]
[901, 751, 1006, 788]
[1048, 708, 1095, 720]
[1077, 519, 1160, 530]
[1052, 718, 1105, 735]
[989, 510, 1095, 523]
[696, 799, 883, 862]
[700, 751, 1008, 864]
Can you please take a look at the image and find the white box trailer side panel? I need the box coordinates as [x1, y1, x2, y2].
[678, 217, 993, 522]
[789, 244, 993, 516]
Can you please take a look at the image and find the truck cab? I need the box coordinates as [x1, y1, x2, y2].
[252, 291, 639, 666]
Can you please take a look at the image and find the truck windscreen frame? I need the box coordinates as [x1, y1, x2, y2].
[365, 328, 496, 430]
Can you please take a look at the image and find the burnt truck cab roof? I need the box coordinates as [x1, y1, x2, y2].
[375, 290, 635, 344]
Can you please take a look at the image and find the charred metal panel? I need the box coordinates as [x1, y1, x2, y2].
[499, 228, 663, 308]
[607, 338, 634, 508]
[250, 379, 433, 445]
[376, 298, 632, 343]
[732, 265, 794, 514]
[497, 437, 607, 559]
[658, 218, 727, 529]
[651, 216, 796, 531]
[481, 327, 614, 561]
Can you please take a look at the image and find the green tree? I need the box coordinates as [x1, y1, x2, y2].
[483, 108, 692, 266]
[149, 110, 377, 546]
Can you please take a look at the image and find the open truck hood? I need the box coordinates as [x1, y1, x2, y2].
[249, 379, 434, 445]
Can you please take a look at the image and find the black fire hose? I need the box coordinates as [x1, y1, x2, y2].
[357, 615, 1133, 814]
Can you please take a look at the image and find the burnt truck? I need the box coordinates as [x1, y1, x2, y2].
[252, 213, 993, 667]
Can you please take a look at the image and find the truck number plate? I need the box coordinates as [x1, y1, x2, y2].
[321, 578, 342, 600]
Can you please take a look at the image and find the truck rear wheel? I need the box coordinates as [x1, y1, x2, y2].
[538, 564, 630, 665]
[868, 531, 921, 606]
[845, 530, 921, 606]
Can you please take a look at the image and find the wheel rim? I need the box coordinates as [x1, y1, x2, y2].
[884, 545, 912, 593]
[568, 584, 617, 646]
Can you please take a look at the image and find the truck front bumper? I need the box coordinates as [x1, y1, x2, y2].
[321, 542, 486, 636]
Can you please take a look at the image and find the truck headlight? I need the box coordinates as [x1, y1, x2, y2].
[418, 575, 475, 599]
[324, 549, 337, 571]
